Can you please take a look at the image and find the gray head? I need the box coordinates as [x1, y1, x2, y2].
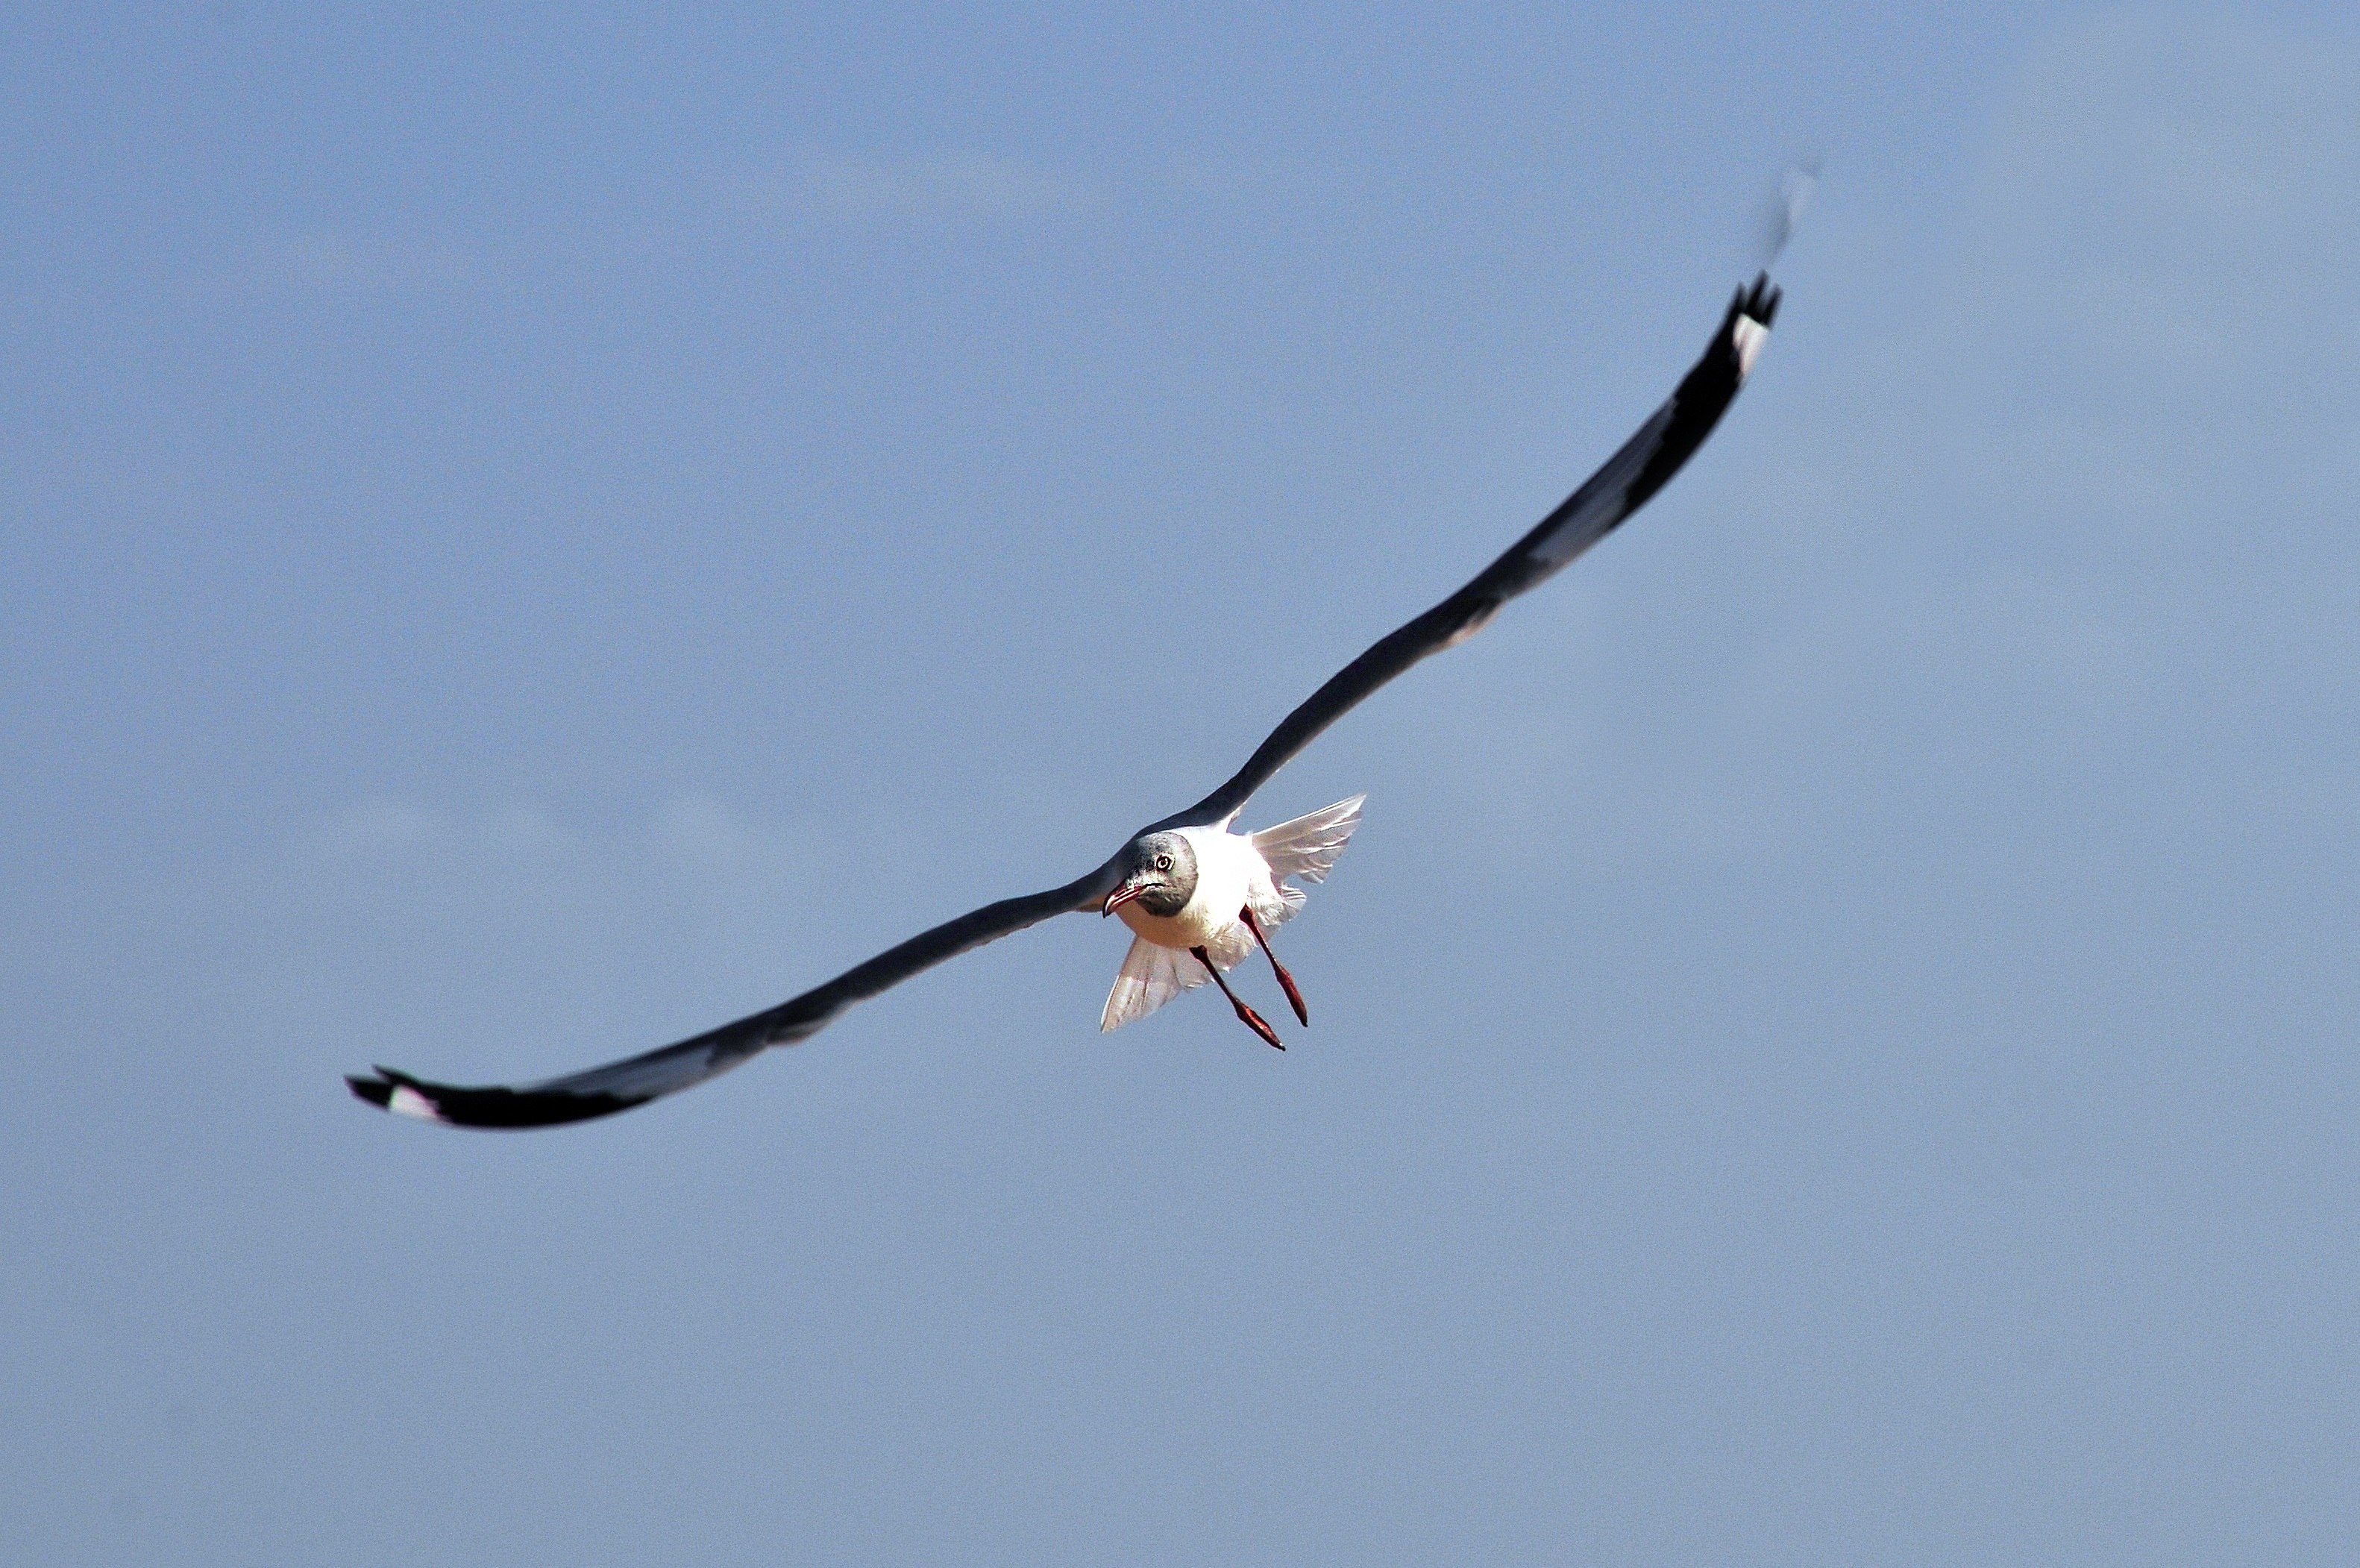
[1102, 831, 1198, 920]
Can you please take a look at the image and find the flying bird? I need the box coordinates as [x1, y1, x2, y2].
[349, 272, 1783, 1128]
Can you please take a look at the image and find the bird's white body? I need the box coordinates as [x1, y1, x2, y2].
[1113, 824, 1284, 955]
[1099, 795, 1364, 1032]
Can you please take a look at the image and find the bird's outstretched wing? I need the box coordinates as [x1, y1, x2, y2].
[351, 274, 1778, 1129]
[1158, 274, 1780, 831]
[347, 865, 1119, 1127]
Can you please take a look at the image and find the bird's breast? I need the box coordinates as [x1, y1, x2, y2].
[1117, 827, 1269, 950]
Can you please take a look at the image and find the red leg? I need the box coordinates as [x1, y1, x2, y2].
[1193, 946, 1284, 1050]
[1238, 906, 1309, 1026]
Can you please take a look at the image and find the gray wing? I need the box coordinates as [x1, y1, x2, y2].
[1156, 274, 1780, 832]
[347, 862, 1120, 1128]
[348, 274, 1779, 1130]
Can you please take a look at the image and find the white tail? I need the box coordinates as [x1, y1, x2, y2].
[1251, 794, 1365, 885]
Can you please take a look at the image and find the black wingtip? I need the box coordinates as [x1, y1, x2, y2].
[1741, 272, 1782, 328]
[344, 1062, 652, 1129]
[346, 1064, 458, 1125]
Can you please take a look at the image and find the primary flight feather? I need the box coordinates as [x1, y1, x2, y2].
[349, 272, 1782, 1129]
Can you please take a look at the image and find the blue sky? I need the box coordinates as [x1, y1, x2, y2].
[6, 4, 2359, 1562]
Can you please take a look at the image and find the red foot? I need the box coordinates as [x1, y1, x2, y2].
[1239, 906, 1309, 1026]
[1193, 945, 1286, 1050]
[1234, 997, 1284, 1050]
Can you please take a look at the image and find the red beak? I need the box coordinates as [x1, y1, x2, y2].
[1102, 882, 1145, 918]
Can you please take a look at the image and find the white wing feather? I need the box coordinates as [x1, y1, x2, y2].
[1099, 938, 1210, 1032]
[1250, 795, 1365, 885]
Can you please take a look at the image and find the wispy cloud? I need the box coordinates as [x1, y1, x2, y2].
[712, 149, 1098, 226]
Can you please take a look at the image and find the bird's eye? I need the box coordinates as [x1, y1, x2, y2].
[1155, 854, 1171, 872]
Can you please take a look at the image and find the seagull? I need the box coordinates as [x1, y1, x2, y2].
[1097, 794, 1366, 1050]
[348, 272, 1782, 1128]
